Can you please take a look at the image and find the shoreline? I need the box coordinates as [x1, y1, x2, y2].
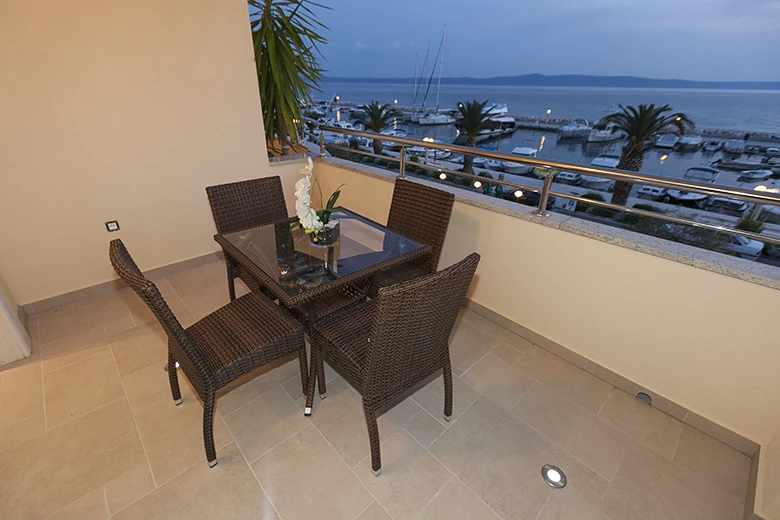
[312, 100, 780, 144]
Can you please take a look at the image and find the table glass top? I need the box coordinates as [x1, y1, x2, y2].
[221, 211, 425, 297]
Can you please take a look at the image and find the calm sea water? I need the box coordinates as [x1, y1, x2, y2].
[319, 81, 780, 187]
[320, 82, 780, 133]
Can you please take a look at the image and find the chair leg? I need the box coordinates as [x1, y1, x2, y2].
[304, 345, 319, 416]
[203, 392, 218, 467]
[443, 355, 453, 421]
[168, 353, 182, 405]
[316, 350, 327, 399]
[297, 344, 309, 396]
[363, 399, 382, 476]
[225, 261, 237, 302]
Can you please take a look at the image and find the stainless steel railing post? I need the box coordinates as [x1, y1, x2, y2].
[399, 146, 406, 178]
[536, 173, 554, 217]
[319, 132, 325, 158]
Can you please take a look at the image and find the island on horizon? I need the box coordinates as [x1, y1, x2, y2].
[323, 73, 780, 91]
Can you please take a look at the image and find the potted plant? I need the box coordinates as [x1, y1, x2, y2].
[293, 158, 344, 246]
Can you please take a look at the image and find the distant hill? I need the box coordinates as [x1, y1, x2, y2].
[324, 73, 780, 91]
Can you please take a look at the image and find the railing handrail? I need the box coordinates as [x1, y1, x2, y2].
[315, 123, 780, 207]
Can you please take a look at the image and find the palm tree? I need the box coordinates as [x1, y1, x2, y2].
[455, 100, 493, 175]
[351, 101, 399, 154]
[596, 104, 694, 206]
[249, 1, 328, 155]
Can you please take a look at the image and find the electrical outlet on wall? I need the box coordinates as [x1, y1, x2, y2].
[105, 220, 120, 232]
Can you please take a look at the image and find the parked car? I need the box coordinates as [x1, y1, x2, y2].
[664, 225, 764, 260]
[503, 189, 557, 210]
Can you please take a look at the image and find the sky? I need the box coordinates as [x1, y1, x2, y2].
[310, 0, 780, 81]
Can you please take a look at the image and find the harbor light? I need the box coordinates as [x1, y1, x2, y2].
[514, 189, 523, 198]
[546, 109, 552, 115]
[439, 173, 447, 180]
[393, 99, 398, 104]
[473, 180, 482, 189]
[335, 95, 340, 103]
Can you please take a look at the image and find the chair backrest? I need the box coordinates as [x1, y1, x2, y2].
[109, 239, 211, 396]
[206, 176, 288, 235]
[386, 179, 455, 273]
[365, 252, 480, 407]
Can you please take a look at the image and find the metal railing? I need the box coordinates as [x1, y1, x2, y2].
[312, 123, 780, 247]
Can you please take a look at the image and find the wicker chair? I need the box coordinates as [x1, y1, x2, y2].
[109, 239, 305, 468]
[206, 176, 289, 301]
[368, 179, 455, 297]
[306, 252, 480, 475]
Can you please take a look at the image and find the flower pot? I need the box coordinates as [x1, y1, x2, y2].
[309, 220, 340, 247]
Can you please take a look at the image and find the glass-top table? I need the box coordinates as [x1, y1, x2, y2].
[214, 210, 430, 309]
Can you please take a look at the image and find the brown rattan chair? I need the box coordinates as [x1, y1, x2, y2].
[305, 252, 480, 475]
[367, 179, 455, 297]
[109, 239, 305, 468]
[206, 176, 289, 301]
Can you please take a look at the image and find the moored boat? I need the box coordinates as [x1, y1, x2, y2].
[587, 123, 625, 143]
[666, 166, 719, 208]
[502, 146, 538, 174]
[580, 156, 619, 191]
[559, 119, 592, 138]
[677, 135, 703, 150]
[738, 169, 773, 182]
[654, 134, 679, 149]
[723, 140, 746, 154]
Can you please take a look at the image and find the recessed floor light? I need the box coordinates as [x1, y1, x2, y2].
[542, 464, 567, 488]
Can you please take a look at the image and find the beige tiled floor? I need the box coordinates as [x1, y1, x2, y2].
[0, 259, 751, 520]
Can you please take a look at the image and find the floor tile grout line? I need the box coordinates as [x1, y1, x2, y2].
[39, 485, 106, 520]
[596, 387, 616, 417]
[410, 475, 454, 520]
[531, 490, 554, 520]
[39, 334, 112, 377]
[223, 394, 310, 467]
[670, 427, 683, 460]
[220, 378, 298, 419]
[107, 342, 159, 489]
[459, 340, 500, 377]
[349, 405, 427, 470]
[309, 422, 394, 519]
[242, 443, 291, 520]
[409, 430, 508, 520]
[423, 393, 482, 451]
[40, 339, 48, 432]
[609, 437, 633, 484]
[350, 500, 379, 520]
[102, 485, 111, 518]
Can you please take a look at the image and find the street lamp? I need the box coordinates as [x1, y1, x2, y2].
[473, 180, 483, 189]
[546, 109, 552, 116]
[335, 95, 340, 103]
[393, 99, 398, 105]
[423, 136, 435, 164]
[751, 183, 780, 219]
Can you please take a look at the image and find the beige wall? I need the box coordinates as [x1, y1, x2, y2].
[314, 160, 780, 444]
[0, 272, 18, 313]
[0, 0, 304, 305]
[762, 430, 780, 519]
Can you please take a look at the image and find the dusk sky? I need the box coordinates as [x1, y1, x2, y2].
[313, 0, 780, 81]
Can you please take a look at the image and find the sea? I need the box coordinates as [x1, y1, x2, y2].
[318, 81, 780, 187]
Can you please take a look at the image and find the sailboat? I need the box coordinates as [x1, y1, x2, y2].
[418, 26, 454, 126]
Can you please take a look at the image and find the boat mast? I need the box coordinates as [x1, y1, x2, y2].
[420, 40, 431, 112]
[435, 24, 447, 111]
[411, 53, 419, 109]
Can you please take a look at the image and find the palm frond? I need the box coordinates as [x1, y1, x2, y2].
[251, 0, 328, 153]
